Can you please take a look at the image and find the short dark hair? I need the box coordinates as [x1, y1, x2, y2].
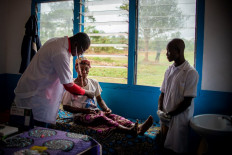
[167, 38, 185, 53]
[74, 32, 91, 51]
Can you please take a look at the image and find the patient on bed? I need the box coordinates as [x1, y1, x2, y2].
[62, 57, 153, 136]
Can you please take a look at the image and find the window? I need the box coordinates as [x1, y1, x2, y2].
[38, 1, 74, 73]
[136, 0, 196, 86]
[39, 1, 74, 45]
[83, 0, 129, 84]
[36, 0, 196, 87]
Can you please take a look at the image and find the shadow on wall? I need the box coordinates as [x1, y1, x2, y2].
[0, 74, 21, 112]
[194, 91, 232, 116]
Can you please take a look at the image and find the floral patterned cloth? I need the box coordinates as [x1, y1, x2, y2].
[51, 109, 161, 155]
[74, 111, 134, 136]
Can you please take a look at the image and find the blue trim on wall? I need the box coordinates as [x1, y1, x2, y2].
[31, 0, 36, 15]
[73, 0, 80, 78]
[73, 0, 85, 78]
[128, 0, 137, 85]
[195, 0, 205, 95]
[37, 4, 41, 37]
[81, 0, 85, 32]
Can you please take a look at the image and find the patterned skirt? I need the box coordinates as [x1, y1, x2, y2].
[74, 111, 134, 136]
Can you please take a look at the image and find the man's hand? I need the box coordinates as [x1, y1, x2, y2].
[157, 110, 171, 122]
[84, 90, 95, 99]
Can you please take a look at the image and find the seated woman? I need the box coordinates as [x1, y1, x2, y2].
[62, 57, 153, 136]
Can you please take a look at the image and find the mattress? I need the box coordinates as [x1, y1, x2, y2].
[51, 109, 161, 155]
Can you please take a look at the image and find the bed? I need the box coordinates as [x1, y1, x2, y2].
[1, 127, 101, 155]
[50, 109, 161, 155]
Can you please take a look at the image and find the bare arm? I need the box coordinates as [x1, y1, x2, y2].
[158, 92, 164, 111]
[167, 97, 193, 116]
[96, 95, 112, 114]
[63, 105, 96, 114]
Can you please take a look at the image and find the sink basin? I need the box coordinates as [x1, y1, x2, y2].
[190, 114, 232, 138]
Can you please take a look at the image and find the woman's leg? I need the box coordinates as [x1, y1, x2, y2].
[137, 115, 153, 135]
[76, 111, 121, 127]
[89, 112, 139, 135]
[76, 112, 140, 135]
[107, 114, 134, 128]
[116, 119, 139, 136]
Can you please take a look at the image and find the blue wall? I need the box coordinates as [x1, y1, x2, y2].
[1, 73, 231, 122]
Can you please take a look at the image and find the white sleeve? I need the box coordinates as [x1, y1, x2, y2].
[90, 79, 102, 97]
[95, 82, 102, 97]
[52, 51, 73, 84]
[184, 69, 199, 97]
[160, 68, 169, 93]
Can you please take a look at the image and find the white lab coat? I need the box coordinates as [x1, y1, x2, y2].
[160, 61, 199, 153]
[15, 36, 73, 124]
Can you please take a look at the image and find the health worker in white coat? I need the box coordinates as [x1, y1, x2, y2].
[14, 32, 94, 126]
[157, 38, 199, 154]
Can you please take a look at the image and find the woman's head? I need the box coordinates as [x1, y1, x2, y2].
[75, 57, 91, 79]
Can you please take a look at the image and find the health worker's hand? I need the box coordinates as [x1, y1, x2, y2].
[157, 110, 171, 122]
[84, 90, 95, 99]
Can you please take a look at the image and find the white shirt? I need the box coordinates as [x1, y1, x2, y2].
[160, 61, 199, 153]
[62, 78, 102, 115]
[14, 36, 73, 124]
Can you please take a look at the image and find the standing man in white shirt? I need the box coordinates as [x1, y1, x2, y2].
[157, 38, 199, 154]
[14, 32, 94, 127]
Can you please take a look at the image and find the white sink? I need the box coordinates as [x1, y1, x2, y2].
[190, 114, 232, 138]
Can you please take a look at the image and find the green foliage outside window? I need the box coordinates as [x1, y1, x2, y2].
[39, 0, 196, 85]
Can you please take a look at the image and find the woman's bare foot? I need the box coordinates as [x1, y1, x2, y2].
[130, 119, 139, 136]
[138, 115, 153, 135]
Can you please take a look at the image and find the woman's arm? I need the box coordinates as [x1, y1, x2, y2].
[96, 95, 112, 114]
[63, 105, 96, 114]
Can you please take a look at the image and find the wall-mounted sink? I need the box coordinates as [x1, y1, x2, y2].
[190, 114, 232, 138]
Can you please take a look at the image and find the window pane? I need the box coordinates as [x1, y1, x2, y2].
[39, 1, 74, 73]
[84, 0, 129, 84]
[137, 0, 196, 86]
[39, 1, 73, 44]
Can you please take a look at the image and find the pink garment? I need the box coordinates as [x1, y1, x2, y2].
[74, 111, 134, 135]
